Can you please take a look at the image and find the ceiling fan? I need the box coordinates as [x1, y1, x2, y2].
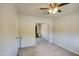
[40, 3, 70, 15]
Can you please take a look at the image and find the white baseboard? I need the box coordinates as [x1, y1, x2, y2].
[52, 42, 79, 55]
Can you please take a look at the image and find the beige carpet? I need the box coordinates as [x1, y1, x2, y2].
[17, 38, 78, 56]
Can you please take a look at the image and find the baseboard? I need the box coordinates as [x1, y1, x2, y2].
[21, 43, 36, 48]
[51, 42, 79, 55]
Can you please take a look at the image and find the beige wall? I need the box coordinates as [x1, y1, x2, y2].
[54, 13, 79, 32]
[0, 4, 18, 56]
[51, 12, 79, 55]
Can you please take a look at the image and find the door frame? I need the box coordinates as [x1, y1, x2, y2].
[35, 23, 50, 42]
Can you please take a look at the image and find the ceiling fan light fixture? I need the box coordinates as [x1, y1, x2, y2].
[48, 9, 52, 14]
[52, 7, 58, 14]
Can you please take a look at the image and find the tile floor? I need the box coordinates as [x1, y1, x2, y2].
[17, 38, 78, 56]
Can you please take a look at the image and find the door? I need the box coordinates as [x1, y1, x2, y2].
[41, 23, 49, 41]
[35, 25, 39, 37]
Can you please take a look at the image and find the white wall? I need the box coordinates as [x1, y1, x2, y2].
[19, 15, 53, 47]
[51, 12, 79, 55]
[0, 4, 18, 56]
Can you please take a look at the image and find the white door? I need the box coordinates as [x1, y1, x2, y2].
[41, 24, 49, 41]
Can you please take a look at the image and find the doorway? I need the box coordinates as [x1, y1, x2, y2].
[35, 23, 41, 38]
[35, 23, 50, 44]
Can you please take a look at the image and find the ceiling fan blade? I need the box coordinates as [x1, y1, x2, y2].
[58, 3, 70, 7]
[40, 8, 49, 10]
[49, 4, 53, 8]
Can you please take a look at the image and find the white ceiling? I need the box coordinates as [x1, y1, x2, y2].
[15, 3, 79, 19]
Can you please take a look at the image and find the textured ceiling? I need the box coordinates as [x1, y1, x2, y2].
[15, 3, 79, 19]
